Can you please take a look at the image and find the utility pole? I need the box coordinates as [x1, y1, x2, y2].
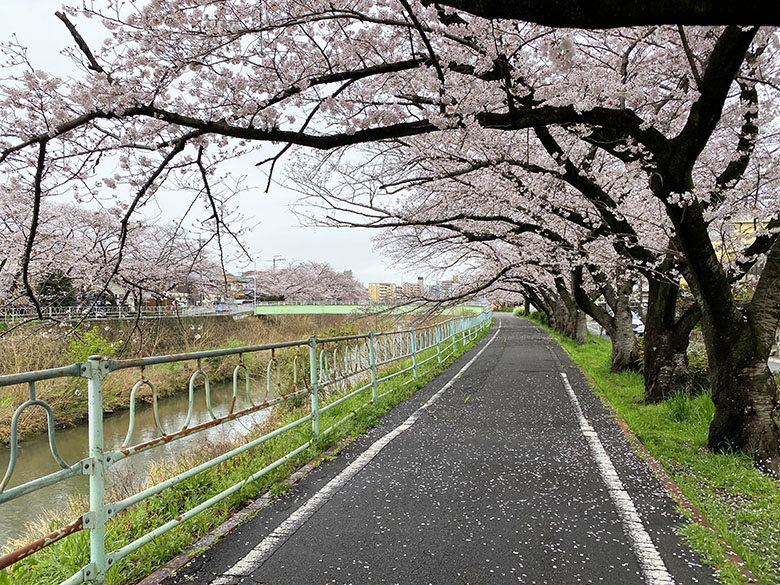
[253, 257, 257, 311]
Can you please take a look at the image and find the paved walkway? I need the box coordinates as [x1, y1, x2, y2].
[167, 313, 718, 585]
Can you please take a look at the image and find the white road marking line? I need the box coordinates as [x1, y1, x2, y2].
[560, 372, 676, 585]
[209, 321, 502, 585]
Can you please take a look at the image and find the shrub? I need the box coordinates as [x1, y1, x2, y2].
[68, 327, 120, 362]
[525, 310, 548, 326]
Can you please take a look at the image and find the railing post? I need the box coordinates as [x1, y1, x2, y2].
[368, 332, 378, 404]
[462, 317, 467, 346]
[410, 328, 418, 377]
[308, 336, 319, 438]
[435, 324, 442, 365]
[84, 355, 108, 584]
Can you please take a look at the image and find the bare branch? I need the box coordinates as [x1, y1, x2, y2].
[55, 11, 111, 79]
[21, 140, 47, 318]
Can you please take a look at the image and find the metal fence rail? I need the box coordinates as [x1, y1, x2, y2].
[1, 301, 487, 323]
[0, 312, 492, 584]
[0, 304, 257, 323]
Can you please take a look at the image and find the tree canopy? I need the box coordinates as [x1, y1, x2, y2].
[1, 2, 779, 471]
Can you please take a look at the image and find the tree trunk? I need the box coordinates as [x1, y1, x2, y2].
[608, 316, 639, 372]
[553, 275, 587, 344]
[571, 265, 639, 371]
[706, 329, 780, 474]
[643, 264, 700, 402]
[665, 199, 780, 474]
[703, 241, 780, 474]
[573, 308, 588, 344]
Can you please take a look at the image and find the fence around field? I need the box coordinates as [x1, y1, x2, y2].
[0, 301, 487, 323]
[0, 312, 492, 584]
[0, 303, 256, 323]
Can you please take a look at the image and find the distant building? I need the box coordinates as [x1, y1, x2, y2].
[368, 283, 396, 302]
[402, 276, 425, 298]
[440, 275, 461, 297]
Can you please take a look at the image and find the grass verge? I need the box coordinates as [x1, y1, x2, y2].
[0, 321, 492, 585]
[517, 310, 780, 585]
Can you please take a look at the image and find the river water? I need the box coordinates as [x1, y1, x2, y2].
[0, 381, 272, 549]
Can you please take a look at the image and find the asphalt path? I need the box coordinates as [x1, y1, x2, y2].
[167, 313, 719, 585]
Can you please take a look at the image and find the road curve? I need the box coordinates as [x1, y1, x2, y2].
[166, 313, 719, 585]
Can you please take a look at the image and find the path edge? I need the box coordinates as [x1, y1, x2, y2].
[548, 326, 762, 585]
[135, 436, 353, 585]
[136, 321, 496, 585]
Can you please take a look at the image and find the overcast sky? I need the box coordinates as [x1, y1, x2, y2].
[0, 2, 413, 285]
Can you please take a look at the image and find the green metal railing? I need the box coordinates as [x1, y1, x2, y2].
[0, 312, 492, 584]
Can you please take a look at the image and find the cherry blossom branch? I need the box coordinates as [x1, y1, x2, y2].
[21, 140, 48, 318]
[196, 145, 230, 296]
[676, 25, 702, 89]
[671, 26, 758, 178]
[55, 11, 110, 79]
[65, 132, 201, 332]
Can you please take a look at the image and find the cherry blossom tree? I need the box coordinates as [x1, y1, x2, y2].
[1, 3, 779, 469]
[0, 200, 217, 314]
[284, 21, 780, 467]
[254, 262, 368, 302]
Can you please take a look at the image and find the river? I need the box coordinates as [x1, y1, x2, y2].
[0, 380, 272, 550]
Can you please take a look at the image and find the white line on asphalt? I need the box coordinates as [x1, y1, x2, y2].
[208, 321, 503, 585]
[560, 372, 676, 585]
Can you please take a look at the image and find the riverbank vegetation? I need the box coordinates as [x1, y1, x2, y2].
[517, 310, 780, 585]
[0, 319, 491, 584]
[0, 314, 385, 442]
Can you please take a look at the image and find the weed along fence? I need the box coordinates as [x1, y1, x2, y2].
[0, 312, 492, 584]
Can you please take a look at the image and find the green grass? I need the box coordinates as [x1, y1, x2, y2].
[520, 311, 780, 585]
[1, 323, 491, 585]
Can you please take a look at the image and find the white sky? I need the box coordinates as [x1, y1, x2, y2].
[0, 2, 411, 285]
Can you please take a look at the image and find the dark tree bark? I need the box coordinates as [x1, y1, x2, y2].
[522, 286, 554, 326]
[429, 0, 779, 28]
[686, 237, 780, 474]
[656, 197, 780, 472]
[553, 275, 588, 344]
[572, 265, 639, 372]
[637, 24, 780, 473]
[526, 280, 586, 343]
[643, 256, 701, 402]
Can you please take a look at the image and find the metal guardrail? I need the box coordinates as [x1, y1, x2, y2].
[0, 304, 257, 323]
[0, 312, 492, 584]
[1, 302, 489, 325]
[0, 300, 456, 323]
